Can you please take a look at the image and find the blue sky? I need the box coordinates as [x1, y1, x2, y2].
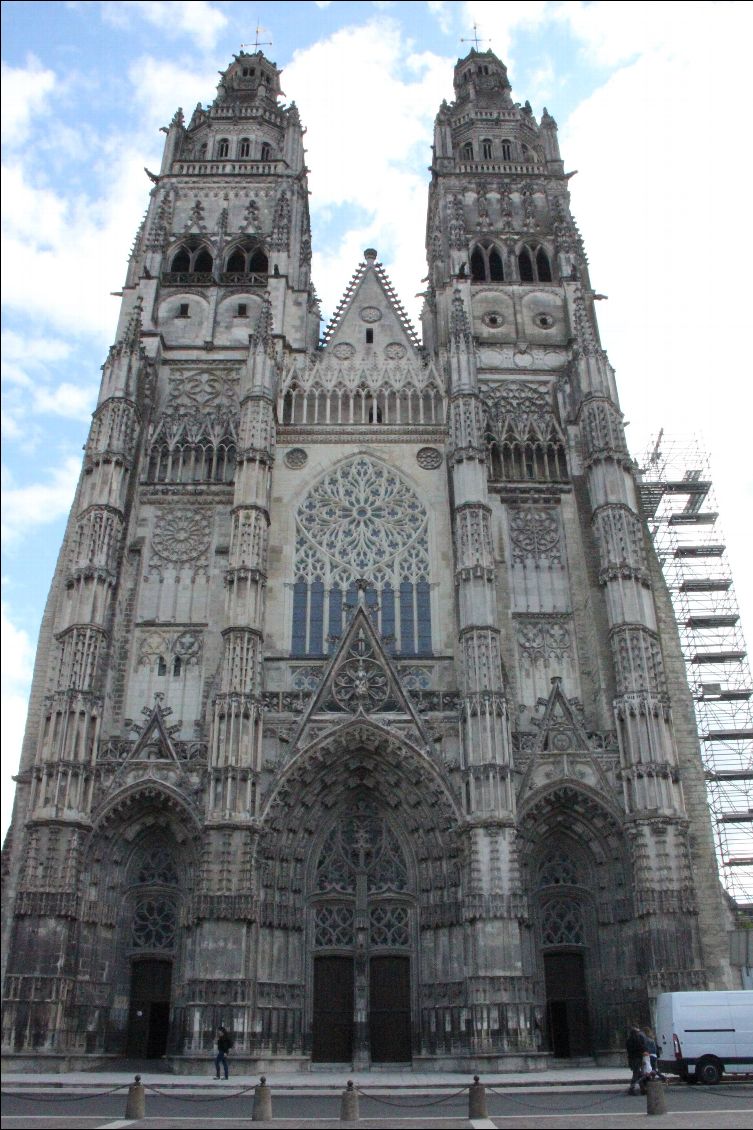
[2, 1, 751, 838]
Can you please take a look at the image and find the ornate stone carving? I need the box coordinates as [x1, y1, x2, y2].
[509, 506, 561, 565]
[313, 904, 354, 947]
[516, 617, 572, 666]
[333, 342, 355, 360]
[316, 803, 408, 895]
[384, 342, 406, 360]
[168, 369, 239, 412]
[284, 447, 308, 469]
[540, 897, 585, 946]
[132, 897, 178, 950]
[369, 904, 409, 947]
[295, 456, 429, 589]
[416, 446, 442, 469]
[152, 507, 211, 562]
[359, 306, 382, 323]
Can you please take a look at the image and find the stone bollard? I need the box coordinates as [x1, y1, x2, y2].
[646, 1076, 668, 1116]
[468, 1075, 488, 1119]
[125, 1074, 145, 1120]
[252, 1075, 273, 1121]
[340, 1078, 360, 1121]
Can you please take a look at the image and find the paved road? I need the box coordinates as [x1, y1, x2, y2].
[2, 1082, 752, 1129]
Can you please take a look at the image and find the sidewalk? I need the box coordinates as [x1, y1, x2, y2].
[0, 1064, 636, 1093]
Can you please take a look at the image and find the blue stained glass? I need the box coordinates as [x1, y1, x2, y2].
[292, 580, 308, 656]
[328, 586, 343, 652]
[382, 585, 396, 654]
[416, 580, 432, 655]
[310, 579, 325, 655]
[400, 580, 415, 655]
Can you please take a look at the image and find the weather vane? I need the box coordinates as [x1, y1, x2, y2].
[241, 22, 272, 53]
[461, 22, 489, 51]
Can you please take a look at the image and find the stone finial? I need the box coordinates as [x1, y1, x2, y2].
[450, 288, 471, 344]
[364, 248, 378, 263]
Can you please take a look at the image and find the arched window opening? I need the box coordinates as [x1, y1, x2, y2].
[501, 139, 513, 161]
[536, 246, 552, 282]
[216, 138, 229, 158]
[171, 248, 190, 272]
[193, 248, 213, 273]
[488, 247, 504, 281]
[249, 247, 268, 273]
[222, 242, 268, 283]
[157, 656, 167, 676]
[461, 141, 473, 160]
[518, 247, 534, 282]
[238, 137, 251, 158]
[470, 242, 505, 283]
[260, 142, 272, 161]
[172, 656, 182, 677]
[198, 142, 207, 159]
[481, 138, 493, 159]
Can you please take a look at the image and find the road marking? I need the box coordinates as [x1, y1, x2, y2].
[470, 1119, 497, 1128]
[94, 1121, 135, 1129]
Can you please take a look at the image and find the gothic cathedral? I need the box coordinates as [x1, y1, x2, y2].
[1, 48, 733, 1072]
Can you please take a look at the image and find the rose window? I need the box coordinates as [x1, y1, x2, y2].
[131, 898, 177, 950]
[292, 457, 432, 656]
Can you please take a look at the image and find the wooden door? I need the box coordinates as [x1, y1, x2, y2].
[312, 956, 354, 1062]
[126, 959, 172, 1058]
[544, 951, 591, 1057]
[369, 955, 411, 1063]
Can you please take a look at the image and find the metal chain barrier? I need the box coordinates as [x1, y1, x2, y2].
[0, 1083, 130, 1103]
[144, 1080, 259, 1102]
[356, 1084, 469, 1108]
[487, 1083, 631, 1111]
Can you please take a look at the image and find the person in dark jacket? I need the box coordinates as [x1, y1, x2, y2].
[214, 1026, 232, 1079]
[626, 1025, 647, 1095]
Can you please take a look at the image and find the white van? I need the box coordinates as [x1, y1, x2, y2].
[655, 990, 753, 1084]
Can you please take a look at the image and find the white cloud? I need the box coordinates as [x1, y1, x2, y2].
[463, 0, 550, 66]
[560, 10, 753, 632]
[284, 20, 453, 320]
[127, 55, 220, 121]
[427, 2, 453, 35]
[101, 1, 228, 51]
[1, 56, 56, 146]
[1, 458, 81, 545]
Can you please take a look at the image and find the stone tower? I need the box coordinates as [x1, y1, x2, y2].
[1, 48, 732, 1073]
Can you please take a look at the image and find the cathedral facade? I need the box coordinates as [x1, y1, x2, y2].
[1, 48, 733, 1072]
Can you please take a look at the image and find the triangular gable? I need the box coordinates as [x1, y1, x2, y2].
[291, 606, 430, 751]
[517, 678, 615, 804]
[533, 677, 591, 754]
[321, 250, 421, 354]
[126, 699, 183, 764]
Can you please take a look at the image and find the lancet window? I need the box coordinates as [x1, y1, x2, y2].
[146, 410, 237, 484]
[292, 456, 432, 657]
[470, 242, 505, 282]
[518, 244, 553, 283]
[222, 241, 268, 282]
[167, 242, 214, 281]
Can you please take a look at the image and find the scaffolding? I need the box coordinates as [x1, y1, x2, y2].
[638, 434, 752, 907]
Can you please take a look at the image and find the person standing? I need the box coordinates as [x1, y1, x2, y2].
[214, 1025, 232, 1080]
[626, 1025, 647, 1095]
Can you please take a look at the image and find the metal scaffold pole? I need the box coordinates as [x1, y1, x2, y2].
[639, 434, 752, 907]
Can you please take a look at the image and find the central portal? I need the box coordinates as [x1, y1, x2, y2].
[309, 800, 414, 1065]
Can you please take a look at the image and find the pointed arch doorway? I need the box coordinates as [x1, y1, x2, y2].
[309, 799, 414, 1066]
